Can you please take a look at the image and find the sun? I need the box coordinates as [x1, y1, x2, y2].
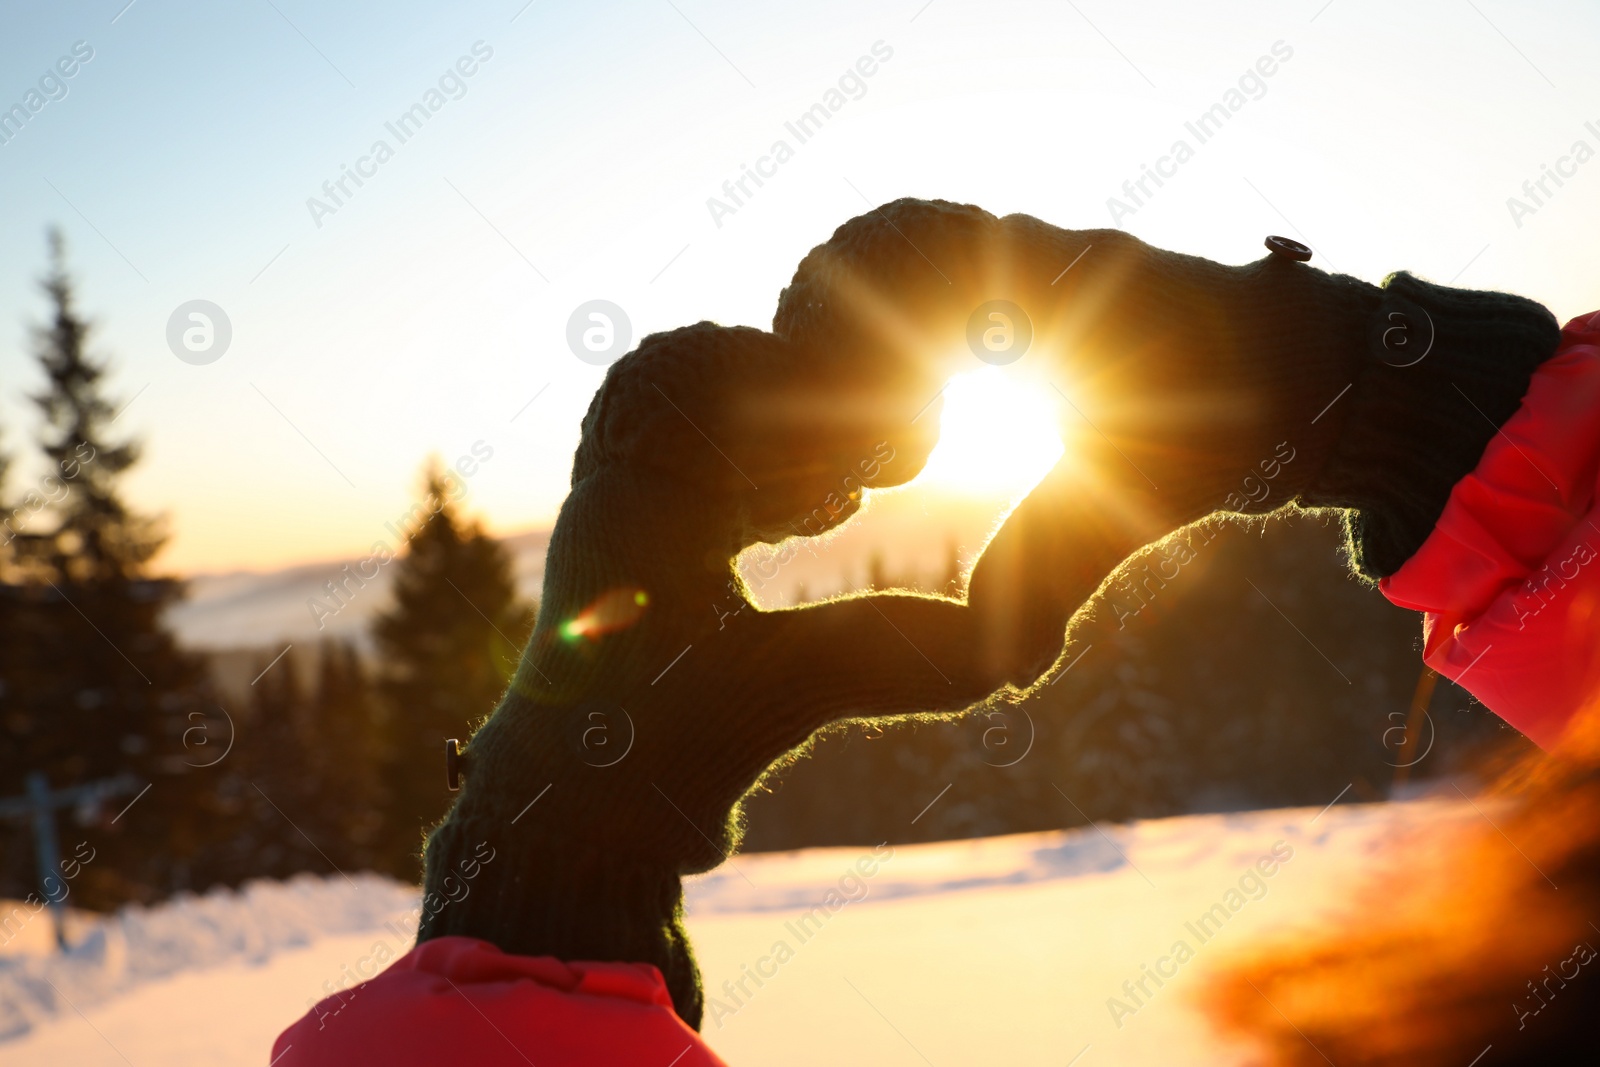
[912, 367, 1065, 497]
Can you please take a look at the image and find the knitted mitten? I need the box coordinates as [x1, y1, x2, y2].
[774, 198, 1562, 578]
[415, 323, 1184, 1028]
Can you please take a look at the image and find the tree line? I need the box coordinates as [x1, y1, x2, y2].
[0, 233, 531, 910]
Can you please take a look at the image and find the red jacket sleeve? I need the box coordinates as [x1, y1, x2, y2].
[1379, 309, 1600, 748]
[271, 937, 729, 1067]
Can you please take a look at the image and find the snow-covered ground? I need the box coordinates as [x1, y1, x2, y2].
[0, 798, 1480, 1065]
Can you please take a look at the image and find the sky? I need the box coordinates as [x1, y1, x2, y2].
[0, 0, 1596, 574]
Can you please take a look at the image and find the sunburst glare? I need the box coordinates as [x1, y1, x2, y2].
[912, 367, 1065, 497]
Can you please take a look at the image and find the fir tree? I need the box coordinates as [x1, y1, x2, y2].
[943, 542, 963, 593]
[237, 648, 325, 880]
[372, 462, 532, 875]
[308, 639, 385, 871]
[0, 230, 214, 907]
[0, 382, 23, 901]
[184, 642, 387, 891]
[26, 230, 156, 584]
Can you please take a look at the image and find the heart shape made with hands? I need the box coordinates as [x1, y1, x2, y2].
[408, 191, 1564, 1045]
[733, 362, 1069, 610]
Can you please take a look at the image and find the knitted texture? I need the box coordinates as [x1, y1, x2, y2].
[1300, 270, 1564, 576]
[418, 200, 1560, 1031]
[417, 321, 1193, 1029]
[774, 198, 1561, 578]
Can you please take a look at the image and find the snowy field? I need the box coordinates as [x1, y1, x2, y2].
[0, 798, 1481, 1066]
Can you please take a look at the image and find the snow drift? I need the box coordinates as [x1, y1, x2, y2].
[0, 872, 416, 1041]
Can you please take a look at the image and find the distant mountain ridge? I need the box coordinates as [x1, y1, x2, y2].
[164, 486, 1025, 654]
[163, 528, 552, 651]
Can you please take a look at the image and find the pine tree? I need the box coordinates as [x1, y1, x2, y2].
[184, 643, 385, 892]
[0, 392, 25, 902]
[27, 230, 156, 584]
[939, 541, 963, 596]
[372, 461, 532, 876]
[308, 639, 385, 871]
[236, 648, 326, 880]
[868, 550, 889, 592]
[0, 230, 215, 907]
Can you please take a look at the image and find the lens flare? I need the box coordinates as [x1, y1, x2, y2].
[559, 587, 649, 642]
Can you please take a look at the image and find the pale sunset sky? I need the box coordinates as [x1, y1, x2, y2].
[0, 0, 1595, 574]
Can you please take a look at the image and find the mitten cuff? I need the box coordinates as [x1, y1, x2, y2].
[1302, 271, 1562, 579]
[417, 809, 702, 1026]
